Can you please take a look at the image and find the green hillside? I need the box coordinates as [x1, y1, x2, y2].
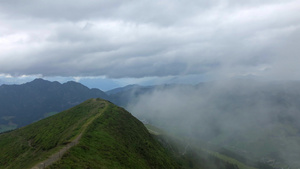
[48, 100, 179, 169]
[0, 99, 179, 169]
[0, 98, 261, 169]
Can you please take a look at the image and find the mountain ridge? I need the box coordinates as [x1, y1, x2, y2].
[0, 78, 109, 133]
[0, 98, 180, 169]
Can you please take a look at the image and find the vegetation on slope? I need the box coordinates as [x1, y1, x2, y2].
[0, 99, 106, 169]
[1, 96, 272, 169]
[48, 102, 179, 169]
[0, 99, 180, 169]
[145, 124, 241, 169]
[145, 124, 274, 169]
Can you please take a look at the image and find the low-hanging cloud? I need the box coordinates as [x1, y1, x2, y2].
[0, 0, 300, 80]
[126, 80, 300, 167]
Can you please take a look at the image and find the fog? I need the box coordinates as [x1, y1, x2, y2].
[125, 80, 300, 168]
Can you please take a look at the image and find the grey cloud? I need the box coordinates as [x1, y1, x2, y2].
[0, 0, 299, 80]
[126, 80, 300, 167]
[0, 1, 219, 24]
[0, 1, 124, 21]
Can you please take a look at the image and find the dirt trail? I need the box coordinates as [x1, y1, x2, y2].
[31, 133, 82, 169]
[31, 100, 107, 169]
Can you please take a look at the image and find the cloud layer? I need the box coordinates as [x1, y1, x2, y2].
[126, 80, 300, 167]
[1, 0, 300, 80]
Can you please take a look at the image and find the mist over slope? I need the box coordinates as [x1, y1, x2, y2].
[116, 80, 300, 168]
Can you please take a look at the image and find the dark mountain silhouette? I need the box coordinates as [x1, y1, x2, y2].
[0, 78, 108, 132]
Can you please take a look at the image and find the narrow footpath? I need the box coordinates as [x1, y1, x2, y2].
[31, 101, 107, 169]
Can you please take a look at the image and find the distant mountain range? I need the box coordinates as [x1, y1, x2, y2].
[0, 78, 108, 132]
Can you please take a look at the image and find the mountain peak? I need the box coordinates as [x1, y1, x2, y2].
[27, 78, 60, 86]
[29, 78, 48, 84]
[63, 80, 85, 87]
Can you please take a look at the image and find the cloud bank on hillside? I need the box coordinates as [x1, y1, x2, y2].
[126, 80, 300, 167]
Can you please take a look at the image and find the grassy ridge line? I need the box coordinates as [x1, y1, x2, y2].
[79, 101, 108, 133]
[0, 99, 106, 169]
[31, 100, 108, 169]
[64, 99, 108, 142]
[48, 104, 180, 169]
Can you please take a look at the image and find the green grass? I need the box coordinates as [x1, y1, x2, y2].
[0, 98, 106, 169]
[48, 104, 180, 169]
[1, 98, 266, 169]
[0, 99, 180, 169]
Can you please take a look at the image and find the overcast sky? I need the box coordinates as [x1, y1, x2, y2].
[0, 0, 300, 90]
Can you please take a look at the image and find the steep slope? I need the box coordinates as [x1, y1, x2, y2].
[0, 99, 105, 169]
[0, 78, 108, 133]
[48, 100, 179, 169]
[145, 124, 274, 169]
[0, 99, 179, 169]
